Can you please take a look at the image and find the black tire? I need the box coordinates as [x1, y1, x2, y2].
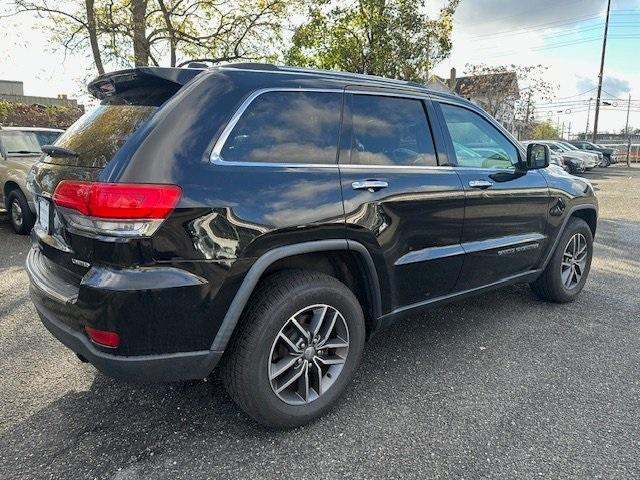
[7, 190, 35, 235]
[530, 217, 593, 303]
[222, 269, 366, 428]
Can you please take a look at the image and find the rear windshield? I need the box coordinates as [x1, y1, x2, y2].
[0, 131, 43, 156]
[50, 104, 157, 168]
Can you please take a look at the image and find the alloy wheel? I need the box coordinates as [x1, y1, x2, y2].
[561, 233, 588, 289]
[268, 304, 349, 405]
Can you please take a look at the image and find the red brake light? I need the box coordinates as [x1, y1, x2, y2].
[53, 181, 182, 219]
[85, 326, 120, 348]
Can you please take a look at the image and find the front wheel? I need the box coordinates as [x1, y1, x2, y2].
[530, 217, 593, 303]
[222, 270, 366, 428]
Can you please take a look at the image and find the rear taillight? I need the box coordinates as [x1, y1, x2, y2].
[53, 181, 181, 237]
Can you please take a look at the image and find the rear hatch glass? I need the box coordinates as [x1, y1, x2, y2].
[28, 67, 203, 271]
[44, 103, 157, 168]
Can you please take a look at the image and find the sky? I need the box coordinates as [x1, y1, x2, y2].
[1, 0, 639, 134]
[430, 0, 640, 135]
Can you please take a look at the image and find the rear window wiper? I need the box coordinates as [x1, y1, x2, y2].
[41, 145, 79, 157]
[7, 150, 42, 154]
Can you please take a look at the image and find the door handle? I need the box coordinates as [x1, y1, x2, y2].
[468, 180, 493, 189]
[352, 180, 389, 192]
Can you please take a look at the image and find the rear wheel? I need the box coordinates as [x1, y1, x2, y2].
[222, 269, 366, 428]
[530, 218, 593, 303]
[7, 190, 35, 235]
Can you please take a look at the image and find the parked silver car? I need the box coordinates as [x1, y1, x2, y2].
[0, 126, 64, 233]
[557, 141, 604, 167]
[538, 141, 597, 170]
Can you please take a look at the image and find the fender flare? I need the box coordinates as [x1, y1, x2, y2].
[541, 204, 598, 270]
[209, 239, 382, 352]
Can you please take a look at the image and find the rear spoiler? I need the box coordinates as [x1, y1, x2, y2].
[88, 67, 205, 101]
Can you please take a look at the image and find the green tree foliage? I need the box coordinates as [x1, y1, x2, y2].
[530, 121, 559, 140]
[286, 0, 460, 81]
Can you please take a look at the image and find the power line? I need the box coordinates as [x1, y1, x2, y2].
[464, 11, 638, 40]
[470, 21, 639, 44]
[474, 33, 640, 61]
[454, 0, 585, 29]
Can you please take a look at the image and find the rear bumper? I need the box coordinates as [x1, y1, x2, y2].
[34, 297, 222, 382]
[26, 246, 224, 382]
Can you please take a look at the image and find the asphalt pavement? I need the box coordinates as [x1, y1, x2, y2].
[0, 166, 638, 479]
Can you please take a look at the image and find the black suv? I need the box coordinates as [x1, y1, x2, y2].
[569, 140, 617, 165]
[26, 64, 598, 427]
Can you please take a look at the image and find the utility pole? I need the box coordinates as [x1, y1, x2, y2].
[567, 122, 572, 140]
[624, 94, 632, 166]
[592, 0, 612, 143]
[561, 121, 565, 139]
[585, 98, 593, 140]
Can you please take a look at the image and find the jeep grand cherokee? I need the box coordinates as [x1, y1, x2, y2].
[26, 64, 598, 428]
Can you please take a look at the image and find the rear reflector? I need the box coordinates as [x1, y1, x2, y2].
[85, 326, 120, 348]
[53, 181, 181, 237]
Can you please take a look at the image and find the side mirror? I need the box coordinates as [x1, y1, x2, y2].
[526, 143, 550, 170]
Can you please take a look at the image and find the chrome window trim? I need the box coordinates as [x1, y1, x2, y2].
[347, 89, 429, 101]
[339, 164, 454, 171]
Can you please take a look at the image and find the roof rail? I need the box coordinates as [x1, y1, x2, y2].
[215, 62, 433, 91]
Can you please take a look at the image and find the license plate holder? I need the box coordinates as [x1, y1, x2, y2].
[37, 197, 50, 233]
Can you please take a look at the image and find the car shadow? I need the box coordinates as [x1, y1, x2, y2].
[1, 175, 638, 479]
[1, 257, 637, 480]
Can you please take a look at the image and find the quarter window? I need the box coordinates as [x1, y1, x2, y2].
[349, 95, 437, 167]
[440, 103, 518, 169]
[220, 91, 342, 164]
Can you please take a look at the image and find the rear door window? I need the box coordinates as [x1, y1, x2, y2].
[220, 91, 342, 165]
[349, 94, 437, 167]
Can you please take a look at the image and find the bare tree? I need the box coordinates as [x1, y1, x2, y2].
[14, 0, 293, 72]
[463, 64, 557, 137]
[130, 0, 149, 66]
[15, 0, 105, 74]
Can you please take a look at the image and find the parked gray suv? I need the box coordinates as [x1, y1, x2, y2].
[0, 126, 63, 233]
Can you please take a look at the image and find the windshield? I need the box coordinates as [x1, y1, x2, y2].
[545, 143, 561, 152]
[560, 142, 578, 150]
[34, 131, 62, 147]
[51, 104, 157, 167]
[0, 131, 43, 156]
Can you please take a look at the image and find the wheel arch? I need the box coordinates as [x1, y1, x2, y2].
[209, 240, 382, 352]
[3, 180, 21, 199]
[541, 204, 598, 270]
[571, 208, 597, 237]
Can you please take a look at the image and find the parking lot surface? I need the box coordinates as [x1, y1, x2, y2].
[0, 166, 638, 480]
